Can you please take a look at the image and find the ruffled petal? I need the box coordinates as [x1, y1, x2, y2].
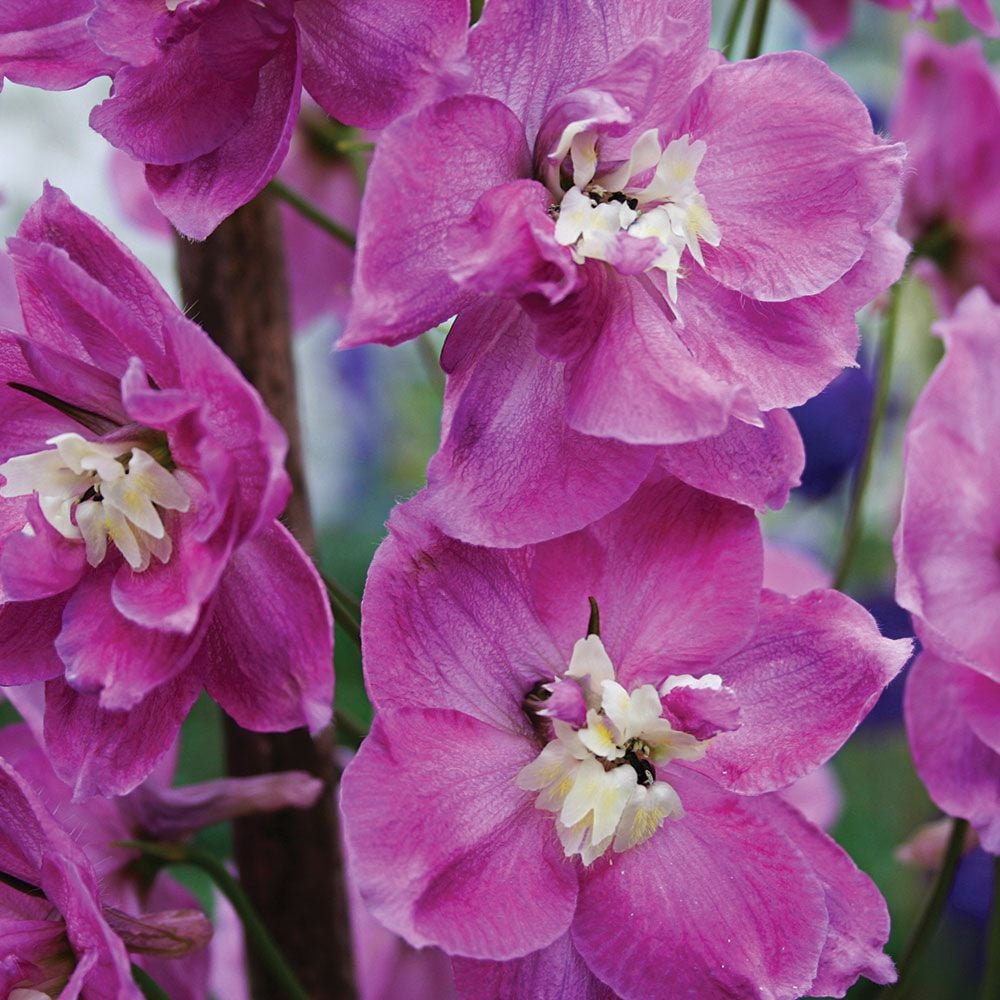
[702, 589, 911, 794]
[145, 29, 301, 239]
[680, 52, 905, 301]
[341, 709, 577, 959]
[201, 521, 333, 735]
[342, 94, 531, 348]
[297, 0, 469, 128]
[423, 299, 656, 547]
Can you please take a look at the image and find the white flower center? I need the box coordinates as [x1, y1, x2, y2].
[548, 126, 721, 303]
[518, 634, 713, 865]
[0, 432, 190, 572]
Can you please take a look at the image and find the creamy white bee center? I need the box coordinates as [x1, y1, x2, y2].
[518, 634, 712, 865]
[0, 432, 190, 572]
[549, 126, 721, 303]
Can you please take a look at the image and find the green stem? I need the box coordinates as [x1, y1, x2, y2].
[879, 818, 969, 999]
[335, 706, 369, 745]
[416, 334, 445, 394]
[267, 179, 357, 250]
[832, 281, 902, 591]
[323, 574, 361, 648]
[983, 856, 1000, 1000]
[322, 572, 361, 620]
[120, 841, 311, 1000]
[131, 964, 172, 1000]
[722, 0, 750, 54]
[744, 0, 772, 59]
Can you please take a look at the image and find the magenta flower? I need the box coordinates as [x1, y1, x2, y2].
[1, 0, 469, 239]
[342, 0, 906, 547]
[789, 0, 998, 50]
[0, 186, 332, 798]
[341, 474, 910, 998]
[0, 752, 215, 999]
[895, 289, 1000, 850]
[0, 711, 321, 998]
[891, 32, 1000, 312]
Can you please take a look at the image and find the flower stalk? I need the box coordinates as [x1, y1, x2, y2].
[175, 194, 357, 999]
[878, 817, 970, 999]
[833, 280, 902, 591]
[268, 178, 357, 250]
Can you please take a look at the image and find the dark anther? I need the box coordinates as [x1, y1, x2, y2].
[625, 749, 656, 787]
[609, 191, 627, 204]
[626, 197, 639, 210]
[8, 383, 119, 436]
[587, 596, 600, 637]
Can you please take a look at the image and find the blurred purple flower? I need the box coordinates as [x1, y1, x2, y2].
[892, 33, 1000, 312]
[0, 752, 213, 999]
[896, 289, 1000, 851]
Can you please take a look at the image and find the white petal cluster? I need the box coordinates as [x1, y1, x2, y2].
[550, 125, 721, 303]
[0, 432, 190, 572]
[518, 635, 708, 865]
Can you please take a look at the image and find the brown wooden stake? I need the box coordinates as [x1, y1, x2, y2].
[176, 193, 357, 1000]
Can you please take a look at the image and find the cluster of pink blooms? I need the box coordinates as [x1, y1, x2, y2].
[0, 0, 997, 996]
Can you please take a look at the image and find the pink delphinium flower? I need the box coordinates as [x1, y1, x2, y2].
[890, 33, 1000, 313]
[1, 0, 469, 239]
[0, 185, 333, 798]
[341, 473, 910, 998]
[0, 751, 216, 999]
[788, 0, 998, 50]
[895, 289, 1000, 850]
[0, 710, 321, 999]
[342, 0, 907, 547]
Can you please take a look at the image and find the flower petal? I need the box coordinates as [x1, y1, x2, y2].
[703, 589, 911, 794]
[905, 650, 1000, 853]
[145, 29, 301, 240]
[681, 52, 905, 301]
[43, 670, 202, 799]
[341, 709, 577, 959]
[296, 0, 469, 128]
[423, 299, 656, 547]
[341, 95, 531, 348]
[572, 772, 827, 999]
[201, 520, 332, 735]
[659, 408, 804, 512]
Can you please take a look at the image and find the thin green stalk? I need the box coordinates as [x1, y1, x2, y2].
[983, 856, 1000, 1000]
[322, 572, 361, 620]
[744, 0, 772, 59]
[131, 964, 172, 1000]
[120, 841, 311, 1000]
[324, 574, 361, 648]
[879, 818, 969, 999]
[335, 706, 369, 745]
[416, 334, 445, 394]
[722, 0, 750, 54]
[833, 281, 902, 591]
[267, 178, 357, 250]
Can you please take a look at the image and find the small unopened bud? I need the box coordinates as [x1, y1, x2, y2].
[103, 906, 213, 958]
[896, 818, 978, 870]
